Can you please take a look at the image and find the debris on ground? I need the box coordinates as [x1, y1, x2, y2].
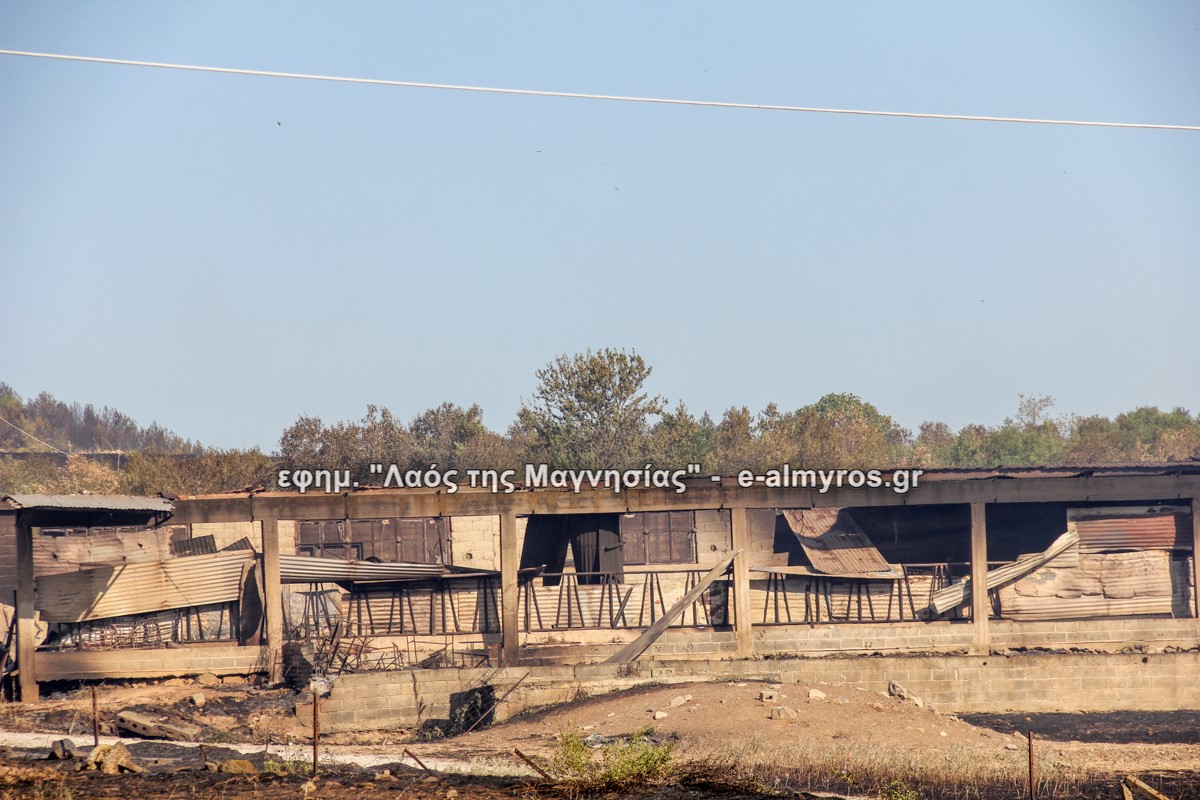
[887, 680, 924, 707]
[49, 737, 89, 761]
[1124, 774, 1173, 800]
[770, 705, 799, 720]
[115, 710, 202, 741]
[218, 758, 257, 774]
[81, 741, 143, 774]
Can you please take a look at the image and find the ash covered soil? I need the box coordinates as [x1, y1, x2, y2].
[0, 679, 1197, 799]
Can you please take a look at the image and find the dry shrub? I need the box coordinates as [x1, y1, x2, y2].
[677, 734, 1098, 800]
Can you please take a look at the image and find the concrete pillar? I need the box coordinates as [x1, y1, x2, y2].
[14, 519, 38, 702]
[260, 517, 284, 683]
[500, 511, 520, 666]
[970, 502, 990, 655]
[729, 506, 754, 658]
[1192, 498, 1200, 626]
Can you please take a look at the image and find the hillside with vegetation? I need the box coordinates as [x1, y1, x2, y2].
[2, 350, 1198, 496]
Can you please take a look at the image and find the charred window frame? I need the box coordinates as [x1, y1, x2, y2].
[620, 511, 696, 565]
[298, 517, 451, 564]
[40, 523, 191, 539]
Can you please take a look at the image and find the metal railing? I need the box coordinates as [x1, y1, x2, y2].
[519, 569, 729, 632]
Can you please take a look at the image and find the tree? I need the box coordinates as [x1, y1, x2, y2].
[913, 421, 956, 467]
[517, 349, 666, 469]
[0, 454, 122, 495]
[409, 403, 490, 467]
[277, 405, 411, 483]
[711, 406, 766, 472]
[121, 448, 276, 495]
[766, 393, 910, 468]
[647, 403, 716, 470]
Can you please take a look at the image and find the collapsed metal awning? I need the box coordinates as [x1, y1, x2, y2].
[4, 494, 174, 513]
[1068, 505, 1193, 553]
[278, 555, 446, 583]
[35, 551, 450, 622]
[922, 528, 1080, 619]
[36, 550, 255, 623]
[779, 508, 903, 578]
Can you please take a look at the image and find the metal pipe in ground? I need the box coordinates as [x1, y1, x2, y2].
[1028, 730, 1035, 800]
[312, 691, 320, 777]
[91, 686, 99, 748]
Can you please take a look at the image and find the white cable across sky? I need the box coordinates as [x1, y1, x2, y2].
[3, 48, 1199, 132]
[0, 416, 69, 455]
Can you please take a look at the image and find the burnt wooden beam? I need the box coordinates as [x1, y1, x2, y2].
[14, 518, 37, 701]
[166, 475, 1200, 525]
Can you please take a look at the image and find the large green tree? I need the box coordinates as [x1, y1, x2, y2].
[516, 349, 666, 469]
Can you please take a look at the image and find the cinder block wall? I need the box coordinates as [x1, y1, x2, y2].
[297, 649, 1200, 732]
[193, 520, 264, 552]
[449, 515, 500, 570]
[37, 645, 266, 681]
[753, 617, 1200, 656]
[767, 651, 1200, 713]
[517, 616, 1199, 662]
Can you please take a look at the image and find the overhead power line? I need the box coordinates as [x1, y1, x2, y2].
[0, 415, 69, 455]
[2, 49, 1198, 132]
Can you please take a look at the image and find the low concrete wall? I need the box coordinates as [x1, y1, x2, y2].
[521, 616, 1200, 661]
[767, 651, 1200, 713]
[37, 645, 268, 681]
[298, 649, 1200, 732]
[755, 616, 1200, 656]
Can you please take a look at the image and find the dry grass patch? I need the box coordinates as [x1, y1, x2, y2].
[679, 734, 1099, 799]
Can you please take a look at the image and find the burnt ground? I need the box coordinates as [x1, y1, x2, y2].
[961, 711, 1200, 745]
[2, 681, 1199, 799]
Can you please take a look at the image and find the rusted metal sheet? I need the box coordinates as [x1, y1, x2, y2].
[278, 555, 444, 583]
[1000, 551, 1193, 621]
[1068, 506, 1192, 553]
[917, 464, 1200, 482]
[35, 550, 254, 622]
[923, 529, 1080, 618]
[34, 528, 175, 576]
[169, 534, 217, 557]
[780, 508, 901, 577]
[5, 494, 174, 513]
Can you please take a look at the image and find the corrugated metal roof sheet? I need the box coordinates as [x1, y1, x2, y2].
[780, 508, 901, 577]
[999, 550, 1194, 621]
[35, 550, 253, 622]
[1067, 506, 1193, 553]
[5, 494, 174, 512]
[910, 463, 1200, 481]
[923, 529, 1079, 617]
[279, 555, 445, 583]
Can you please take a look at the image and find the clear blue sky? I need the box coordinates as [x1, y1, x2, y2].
[2, 3, 1198, 450]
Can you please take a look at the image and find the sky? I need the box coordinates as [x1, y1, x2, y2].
[1, 3, 1198, 451]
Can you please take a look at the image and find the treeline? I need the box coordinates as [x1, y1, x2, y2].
[2, 350, 1198, 496]
[0, 382, 194, 454]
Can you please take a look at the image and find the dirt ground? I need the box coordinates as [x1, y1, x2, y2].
[1, 678, 1197, 799]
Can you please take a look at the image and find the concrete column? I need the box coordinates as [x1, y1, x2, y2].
[14, 519, 38, 702]
[729, 506, 754, 658]
[260, 517, 284, 683]
[500, 511, 520, 666]
[970, 502, 990, 655]
[1192, 498, 1200, 627]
